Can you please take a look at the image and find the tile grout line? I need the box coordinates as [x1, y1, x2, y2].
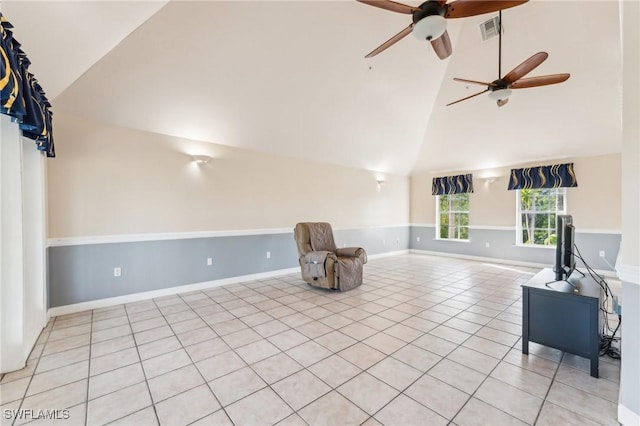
[531, 351, 564, 425]
[178, 284, 359, 424]
[443, 295, 555, 425]
[11, 317, 56, 426]
[156, 290, 234, 424]
[184, 285, 361, 425]
[83, 310, 94, 426]
[98, 303, 160, 426]
[5, 258, 620, 426]
[390, 292, 537, 425]
[321, 270, 513, 424]
[151, 283, 378, 423]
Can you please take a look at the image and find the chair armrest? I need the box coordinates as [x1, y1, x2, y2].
[336, 247, 367, 264]
[302, 251, 336, 265]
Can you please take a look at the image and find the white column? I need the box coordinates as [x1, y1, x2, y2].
[0, 114, 47, 373]
[0, 114, 26, 373]
[21, 135, 48, 356]
[617, 1, 640, 425]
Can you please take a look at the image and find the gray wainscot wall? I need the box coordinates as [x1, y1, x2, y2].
[48, 224, 619, 309]
[410, 225, 621, 272]
[47, 226, 411, 308]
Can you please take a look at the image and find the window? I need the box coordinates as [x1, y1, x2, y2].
[437, 193, 469, 240]
[516, 188, 566, 246]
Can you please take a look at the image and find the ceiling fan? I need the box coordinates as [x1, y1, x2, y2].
[357, 0, 529, 60]
[447, 11, 570, 107]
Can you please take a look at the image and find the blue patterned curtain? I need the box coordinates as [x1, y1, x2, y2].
[432, 174, 474, 195]
[508, 163, 577, 190]
[1, 13, 55, 157]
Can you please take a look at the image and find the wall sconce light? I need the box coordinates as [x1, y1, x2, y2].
[192, 155, 212, 165]
[483, 176, 498, 184]
[376, 179, 386, 189]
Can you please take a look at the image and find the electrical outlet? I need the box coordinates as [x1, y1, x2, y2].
[396, 237, 400, 245]
[266, 251, 271, 259]
[599, 250, 605, 258]
[382, 239, 386, 245]
[114, 267, 121, 277]
[416, 236, 421, 242]
[485, 242, 490, 248]
[343, 243, 347, 248]
[207, 257, 213, 266]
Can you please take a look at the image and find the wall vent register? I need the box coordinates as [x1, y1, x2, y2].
[480, 16, 501, 41]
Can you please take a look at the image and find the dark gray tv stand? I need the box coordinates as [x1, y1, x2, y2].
[522, 268, 602, 378]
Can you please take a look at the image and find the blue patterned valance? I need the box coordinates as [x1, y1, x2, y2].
[508, 163, 577, 190]
[1, 13, 55, 157]
[432, 174, 474, 195]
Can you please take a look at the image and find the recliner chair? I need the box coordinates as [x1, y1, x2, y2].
[294, 222, 367, 291]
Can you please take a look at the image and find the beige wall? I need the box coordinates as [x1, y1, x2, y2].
[621, 0, 640, 267]
[410, 154, 622, 230]
[47, 113, 409, 238]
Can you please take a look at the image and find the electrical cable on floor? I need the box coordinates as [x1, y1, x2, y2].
[599, 315, 621, 359]
[573, 244, 621, 360]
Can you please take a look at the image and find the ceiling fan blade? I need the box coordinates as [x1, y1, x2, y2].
[365, 24, 413, 58]
[510, 73, 571, 89]
[446, 89, 489, 106]
[445, 0, 528, 18]
[454, 78, 497, 87]
[430, 30, 452, 60]
[497, 98, 509, 107]
[502, 52, 548, 83]
[357, 0, 417, 14]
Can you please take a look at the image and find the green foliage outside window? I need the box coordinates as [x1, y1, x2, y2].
[519, 188, 565, 245]
[438, 193, 469, 240]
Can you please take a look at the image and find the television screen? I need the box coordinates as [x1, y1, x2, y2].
[555, 214, 575, 281]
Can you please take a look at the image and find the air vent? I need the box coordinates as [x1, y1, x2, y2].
[480, 16, 502, 41]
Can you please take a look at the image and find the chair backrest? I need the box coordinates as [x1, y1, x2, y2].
[294, 222, 337, 255]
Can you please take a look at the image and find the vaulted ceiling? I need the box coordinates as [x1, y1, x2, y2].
[3, 0, 622, 176]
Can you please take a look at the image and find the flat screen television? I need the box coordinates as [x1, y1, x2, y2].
[554, 214, 576, 281]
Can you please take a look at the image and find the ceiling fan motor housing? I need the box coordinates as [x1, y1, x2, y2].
[412, 1, 446, 22]
[490, 80, 509, 91]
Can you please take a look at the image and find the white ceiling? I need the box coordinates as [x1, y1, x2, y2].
[1, 0, 169, 100]
[2, 0, 623, 176]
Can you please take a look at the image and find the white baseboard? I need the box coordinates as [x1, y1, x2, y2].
[369, 249, 409, 259]
[410, 249, 547, 269]
[48, 267, 299, 317]
[409, 249, 619, 278]
[409, 224, 621, 234]
[618, 403, 640, 426]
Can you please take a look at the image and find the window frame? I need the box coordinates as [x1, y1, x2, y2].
[515, 187, 567, 247]
[436, 193, 470, 242]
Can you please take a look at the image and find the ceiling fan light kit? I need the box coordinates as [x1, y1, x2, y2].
[488, 88, 512, 102]
[412, 14, 446, 41]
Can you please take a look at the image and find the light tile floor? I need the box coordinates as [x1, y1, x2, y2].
[1, 255, 622, 426]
